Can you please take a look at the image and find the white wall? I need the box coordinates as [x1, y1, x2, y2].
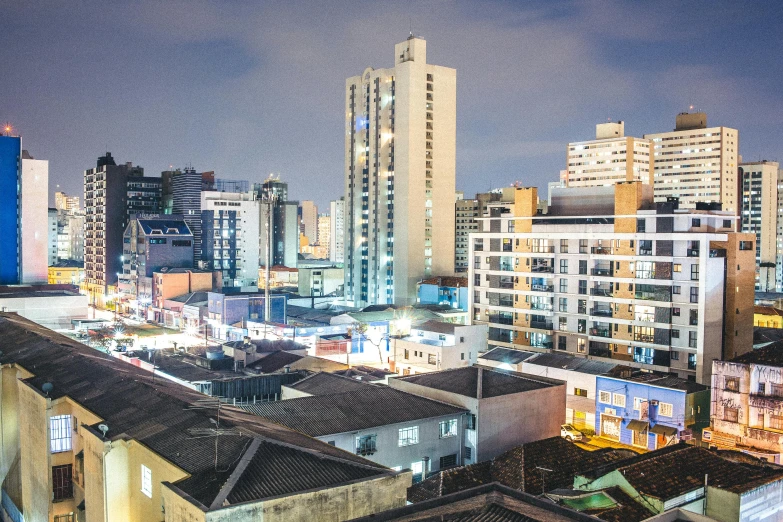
[20, 158, 48, 283]
[0, 294, 88, 329]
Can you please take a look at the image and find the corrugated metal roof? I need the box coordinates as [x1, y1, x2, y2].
[287, 372, 374, 395]
[479, 347, 537, 365]
[394, 366, 560, 399]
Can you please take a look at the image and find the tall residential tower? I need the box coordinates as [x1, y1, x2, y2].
[344, 36, 456, 306]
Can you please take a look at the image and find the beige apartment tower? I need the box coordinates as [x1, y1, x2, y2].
[344, 36, 456, 306]
[646, 112, 740, 213]
[739, 161, 779, 291]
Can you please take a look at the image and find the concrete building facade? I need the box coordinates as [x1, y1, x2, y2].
[645, 112, 740, 213]
[455, 192, 503, 274]
[469, 183, 755, 384]
[344, 36, 456, 307]
[298, 266, 344, 297]
[299, 200, 318, 244]
[393, 321, 488, 374]
[330, 197, 345, 264]
[20, 148, 49, 283]
[739, 161, 779, 291]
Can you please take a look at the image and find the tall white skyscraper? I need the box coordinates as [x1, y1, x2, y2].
[344, 35, 456, 306]
[645, 112, 739, 213]
[330, 198, 345, 264]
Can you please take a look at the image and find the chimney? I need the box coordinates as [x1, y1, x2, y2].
[477, 368, 483, 399]
[421, 456, 429, 482]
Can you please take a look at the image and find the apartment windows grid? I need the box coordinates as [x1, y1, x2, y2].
[439, 419, 457, 438]
[50, 414, 72, 453]
[52, 464, 73, 501]
[141, 464, 153, 498]
[399, 426, 419, 446]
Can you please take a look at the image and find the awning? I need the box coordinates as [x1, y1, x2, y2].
[650, 424, 677, 437]
[627, 420, 649, 432]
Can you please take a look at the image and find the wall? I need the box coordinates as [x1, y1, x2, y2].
[20, 157, 48, 283]
[0, 295, 89, 330]
[705, 486, 740, 522]
[18, 382, 51, 522]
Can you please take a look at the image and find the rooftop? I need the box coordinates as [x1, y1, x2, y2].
[244, 350, 347, 374]
[604, 372, 708, 394]
[332, 365, 396, 381]
[412, 320, 460, 335]
[479, 347, 538, 365]
[731, 339, 783, 366]
[167, 291, 209, 304]
[240, 386, 467, 437]
[393, 366, 563, 399]
[755, 305, 783, 317]
[419, 276, 469, 288]
[579, 444, 783, 500]
[49, 260, 84, 268]
[520, 350, 623, 376]
[137, 218, 192, 236]
[286, 371, 375, 396]
[0, 313, 392, 509]
[155, 267, 213, 274]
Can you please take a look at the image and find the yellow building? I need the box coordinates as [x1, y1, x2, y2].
[47, 261, 84, 286]
[0, 313, 410, 521]
[754, 306, 783, 328]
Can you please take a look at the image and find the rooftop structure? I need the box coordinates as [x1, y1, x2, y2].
[392, 365, 558, 399]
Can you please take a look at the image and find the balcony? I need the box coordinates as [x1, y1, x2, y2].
[591, 268, 613, 276]
[531, 245, 555, 253]
[531, 283, 554, 292]
[589, 341, 612, 358]
[530, 320, 554, 330]
[634, 333, 655, 343]
[531, 265, 554, 273]
[488, 314, 513, 325]
[530, 302, 553, 311]
[590, 328, 611, 338]
[531, 341, 553, 349]
[500, 264, 514, 272]
[591, 247, 613, 255]
[687, 249, 699, 257]
[590, 288, 612, 297]
[590, 307, 613, 317]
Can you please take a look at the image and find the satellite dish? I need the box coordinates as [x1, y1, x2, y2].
[42, 382, 54, 396]
[98, 424, 109, 438]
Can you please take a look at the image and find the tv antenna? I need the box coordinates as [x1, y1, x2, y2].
[186, 398, 245, 471]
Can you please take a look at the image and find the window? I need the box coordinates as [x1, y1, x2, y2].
[577, 338, 586, 353]
[428, 354, 436, 365]
[460, 352, 465, 360]
[52, 464, 73, 501]
[466, 414, 477, 430]
[399, 426, 419, 446]
[559, 317, 568, 331]
[404, 349, 409, 359]
[439, 454, 457, 469]
[724, 407, 739, 423]
[690, 264, 699, 281]
[599, 391, 611, 404]
[356, 434, 377, 455]
[725, 377, 740, 392]
[672, 286, 681, 294]
[578, 280, 587, 295]
[673, 264, 681, 272]
[50, 415, 72, 453]
[560, 239, 568, 253]
[578, 300, 587, 314]
[579, 239, 588, 254]
[671, 350, 679, 360]
[558, 335, 567, 351]
[688, 353, 696, 370]
[465, 446, 472, 460]
[672, 307, 680, 316]
[560, 259, 568, 274]
[770, 414, 783, 430]
[577, 319, 586, 333]
[439, 419, 457, 438]
[559, 297, 568, 312]
[772, 383, 783, 397]
[659, 403, 673, 417]
[574, 388, 587, 397]
[739, 241, 753, 251]
[758, 383, 766, 395]
[690, 287, 698, 303]
[636, 218, 646, 233]
[689, 331, 698, 348]
[723, 219, 732, 228]
[141, 464, 152, 498]
[559, 279, 568, 292]
[612, 393, 626, 408]
[692, 218, 701, 227]
[690, 309, 698, 325]
[578, 260, 587, 275]
[633, 397, 644, 410]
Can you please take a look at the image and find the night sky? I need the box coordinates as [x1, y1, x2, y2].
[2, 0, 782, 209]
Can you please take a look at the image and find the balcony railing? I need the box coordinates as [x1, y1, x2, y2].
[531, 284, 554, 292]
[687, 249, 699, 257]
[634, 334, 655, 343]
[590, 328, 611, 338]
[530, 303, 553, 311]
[531, 265, 554, 273]
[590, 288, 612, 297]
[489, 315, 513, 325]
[530, 321, 554, 330]
[500, 264, 514, 272]
[590, 308, 613, 317]
[591, 247, 613, 255]
[532, 245, 555, 253]
[499, 281, 514, 289]
[531, 341, 553, 349]
[591, 268, 613, 276]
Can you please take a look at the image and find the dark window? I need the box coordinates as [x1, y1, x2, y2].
[53, 464, 73, 501]
[691, 264, 699, 280]
[690, 287, 699, 303]
[578, 260, 587, 275]
[723, 219, 731, 229]
[673, 307, 680, 316]
[692, 218, 701, 227]
[465, 446, 472, 460]
[637, 219, 646, 233]
[439, 454, 457, 468]
[558, 336, 567, 351]
[578, 280, 587, 295]
[560, 259, 568, 274]
[466, 414, 477, 430]
[739, 241, 753, 251]
[149, 238, 167, 244]
[574, 387, 587, 397]
[356, 434, 377, 456]
[671, 350, 679, 360]
[172, 239, 192, 247]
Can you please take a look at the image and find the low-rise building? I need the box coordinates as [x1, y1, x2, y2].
[151, 267, 216, 319]
[707, 340, 783, 462]
[281, 371, 373, 399]
[479, 347, 626, 430]
[297, 266, 343, 297]
[595, 373, 709, 450]
[417, 276, 469, 310]
[47, 260, 84, 286]
[258, 265, 299, 289]
[242, 385, 468, 476]
[0, 312, 410, 522]
[0, 286, 87, 329]
[207, 291, 287, 337]
[393, 320, 487, 374]
[389, 366, 565, 463]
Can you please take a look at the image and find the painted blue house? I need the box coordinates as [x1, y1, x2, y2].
[417, 276, 469, 310]
[595, 373, 709, 451]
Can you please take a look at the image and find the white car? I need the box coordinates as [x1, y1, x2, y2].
[561, 424, 583, 442]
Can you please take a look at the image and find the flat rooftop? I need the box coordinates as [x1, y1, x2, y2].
[731, 339, 783, 366]
[392, 366, 563, 399]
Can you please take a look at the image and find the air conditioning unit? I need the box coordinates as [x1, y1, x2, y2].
[650, 400, 659, 406]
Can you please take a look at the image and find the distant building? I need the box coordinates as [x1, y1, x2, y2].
[162, 168, 215, 263]
[299, 200, 318, 244]
[201, 191, 260, 287]
[54, 191, 80, 212]
[645, 112, 740, 212]
[213, 178, 249, 193]
[417, 276, 469, 310]
[739, 161, 779, 290]
[455, 192, 502, 273]
[345, 36, 456, 307]
[389, 366, 565, 463]
[47, 208, 58, 265]
[258, 265, 299, 289]
[255, 177, 299, 268]
[48, 260, 85, 287]
[330, 197, 345, 264]
[150, 268, 215, 321]
[0, 287, 87, 329]
[317, 213, 331, 254]
[207, 290, 287, 336]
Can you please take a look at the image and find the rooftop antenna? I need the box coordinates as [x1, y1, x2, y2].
[186, 398, 244, 471]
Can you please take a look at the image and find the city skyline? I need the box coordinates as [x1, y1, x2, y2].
[2, 0, 782, 209]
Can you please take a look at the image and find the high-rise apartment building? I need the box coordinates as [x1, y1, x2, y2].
[344, 36, 456, 306]
[645, 112, 740, 212]
[254, 177, 300, 268]
[318, 213, 331, 254]
[469, 182, 755, 384]
[564, 121, 653, 188]
[162, 168, 216, 263]
[300, 200, 318, 244]
[84, 152, 149, 305]
[47, 208, 58, 266]
[201, 191, 260, 287]
[455, 192, 502, 273]
[54, 191, 80, 212]
[739, 161, 779, 291]
[330, 197, 345, 264]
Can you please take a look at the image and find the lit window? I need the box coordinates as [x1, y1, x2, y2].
[398, 426, 419, 446]
[141, 464, 152, 498]
[599, 391, 611, 404]
[659, 403, 673, 417]
[50, 415, 72, 453]
[439, 419, 457, 438]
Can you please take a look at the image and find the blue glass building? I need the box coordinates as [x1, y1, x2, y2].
[0, 136, 21, 284]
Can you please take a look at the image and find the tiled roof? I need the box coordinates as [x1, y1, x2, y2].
[240, 386, 467, 437]
[286, 372, 374, 395]
[0, 313, 391, 509]
[333, 365, 396, 381]
[754, 305, 783, 317]
[168, 291, 209, 304]
[393, 366, 561, 399]
[408, 437, 634, 502]
[246, 350, 304, 372]
[731, 339, 783, 366]
[479, 347, 537, 365]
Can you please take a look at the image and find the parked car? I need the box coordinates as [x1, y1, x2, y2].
[561, 424, 583, 442]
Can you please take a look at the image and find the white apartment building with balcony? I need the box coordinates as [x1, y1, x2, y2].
[564, 121, 653, 188]
[645, 112, 740, 213]
[468, 182, 755, 384]
[344, 35, 456, 307]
